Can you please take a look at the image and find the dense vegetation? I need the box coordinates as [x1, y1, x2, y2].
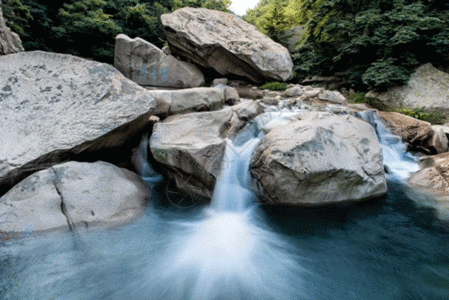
[2, 0, 231, 62]
[245, 0, 449, 90]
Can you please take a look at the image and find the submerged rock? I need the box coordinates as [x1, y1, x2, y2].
[150, 101, 264, 198]
[161, 8, 293, 83]
[250, 111, 387, 205]
[0, 161, 150, 236]
[408, 153, 449, 219]
[114, 34, 204, 88]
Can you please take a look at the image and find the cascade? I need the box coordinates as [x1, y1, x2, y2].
[356, 110, 419, 180]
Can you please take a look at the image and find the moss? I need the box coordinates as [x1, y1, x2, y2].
[397, 107, 443, 124]
[260, 82, 288, 91]
[347, 92, 368, 104]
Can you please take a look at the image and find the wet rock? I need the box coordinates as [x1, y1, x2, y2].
[150, 101, 264, 198]
[250, 111, 387, 205]
[379, 112, 448, 154]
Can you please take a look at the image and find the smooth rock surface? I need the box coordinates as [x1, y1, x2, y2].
[318, 90, 347, 105]
[161, 8, 293, 83]
[0, 161, 150, 235]
[250, 111, 387, 205]
[379, 112, 448, 154]
[114, 34, 204, 88]
[366, 63, 449, 122]
[285, 86, 304, 97]
[150, 101, 264, 197]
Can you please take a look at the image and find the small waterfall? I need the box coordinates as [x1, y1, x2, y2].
[131, 133, 164, 184]
[144, 113, 304, 300]
[357, 110, 419, 180]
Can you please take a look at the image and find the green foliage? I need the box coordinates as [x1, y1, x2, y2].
[260, 82, 288, 91]
[289, 0, 449, 90]
[397, 107, 442, 124]
[347, 92, 368, 104]
[3, 0, 233, 62]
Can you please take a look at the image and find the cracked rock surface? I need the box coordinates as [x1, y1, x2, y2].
[161, 8, 293, 83]
[250, 111, 387, 205]
[0, 161, 150, 235]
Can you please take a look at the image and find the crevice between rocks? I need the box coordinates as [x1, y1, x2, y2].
[50, 167, 75, 231]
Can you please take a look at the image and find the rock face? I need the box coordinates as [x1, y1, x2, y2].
[379, 112, 448, 154]
[0, 161, 150, 235]
[366, 63, 449, 122]
[150, 101, 264, 198]
[161, 8, 293, 83]
[0, 51, 226, 197]
[0, 51, 159, 196]
[0, 2, 24, 55]
[114, 34, 204, 88]
[250, 111, 387, 205]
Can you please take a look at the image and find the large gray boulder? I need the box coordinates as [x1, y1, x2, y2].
[114, 34, 204, 88]
[150, 101, 264, 198]
[0, 1, 24, 55]
[0, 161, 150, 236]
[0, 51, 157, 195]
[250, 111, 387, 205]
[366, 63, 449, 123]
[0, 51, 224, 197]
[161, 8, 293, 83]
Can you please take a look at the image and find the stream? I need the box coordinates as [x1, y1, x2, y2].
[1, 111, 448, 299]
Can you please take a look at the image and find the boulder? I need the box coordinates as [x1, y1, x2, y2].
[250, 111, 387, 205]
[223, 86, 240, 105]
[114, 34, 204, 88]
[285, 86, 304, 97]
[366, 63, 449, 122]
[0, 161, 150, 236]
[212, 78, 228, 86]
[161, 8, 293, 83]
[146, 87, 224, 115]
[150, 101, 264, 198]
[0, 2, 24, 55]
[318, 90, 347, 105]
[379, 112, 448, 154]
[408, 152, 449, 219]
[0, 51, 223, 197]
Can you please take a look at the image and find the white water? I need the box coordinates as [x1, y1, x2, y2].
[357, 110, 420, 181]
[139, 115, 306, 300]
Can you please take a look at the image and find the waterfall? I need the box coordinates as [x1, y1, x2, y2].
[142, 114, 305, 300]
[356, 110, 419, 181]
[131, 133, 164, 184]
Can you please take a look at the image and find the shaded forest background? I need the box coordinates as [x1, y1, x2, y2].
[3, 0, 449, 90]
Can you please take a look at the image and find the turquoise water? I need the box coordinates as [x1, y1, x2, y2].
[1, 179, 448, 300]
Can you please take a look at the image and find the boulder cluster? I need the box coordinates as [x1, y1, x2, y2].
[1, 7, 448, 236]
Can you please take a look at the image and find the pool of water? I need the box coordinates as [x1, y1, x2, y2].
[1, 179, 448, 300]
